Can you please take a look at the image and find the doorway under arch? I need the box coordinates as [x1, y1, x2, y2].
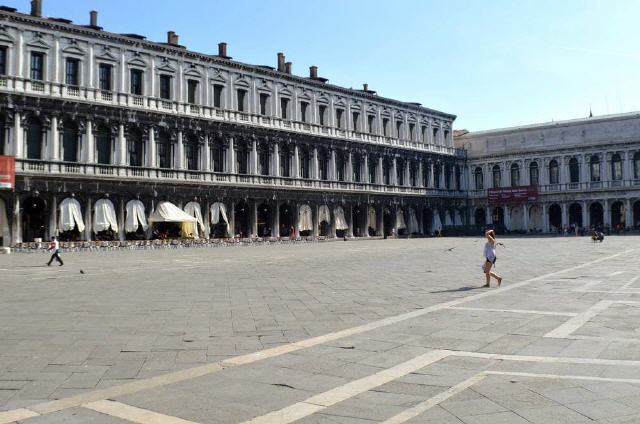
[589, 202, 604, 229]
[279, 203, 295, 237]
[569, 203, 582, 228]
[611, 201, 625, 228]
[22, 196, 47, 242]
[234, 201, 250, 238]
[548, 204, 562, 231]
[257, 203, 272, 237]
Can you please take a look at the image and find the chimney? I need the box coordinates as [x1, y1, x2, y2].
[309, 66, 318, 79]
[285, 62, 292, 74]
[167, 31, 179, 46]
[218, 42, 228, 58]
[277, 53, 285, 72]
[89, 10, 98, 27]
[30, 0, 42, 17]
[363, 83, 369, 92]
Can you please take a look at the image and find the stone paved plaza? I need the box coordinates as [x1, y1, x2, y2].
[0, 236, 639, 423]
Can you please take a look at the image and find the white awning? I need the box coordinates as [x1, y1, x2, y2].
[367, 206, 377, 230]
[298, 204, 313, 232]
[395, 208, 407, 230]
[454, 209, 463, 226]
[210, 202, 229, 225]
[444, 210, 453, 226]
[59, 197, 85, 232]
[93, 198, 118, 232]
[432, 210, 443, 232]
[125, 199, 148, 233]
[184, 201, 205, 238]
[319, 205, 331, 224]
[0, 198, 9, 247]
[148, 201, 197, 223]
[408, 208, 419, 234]
[334, 206, 348, 230]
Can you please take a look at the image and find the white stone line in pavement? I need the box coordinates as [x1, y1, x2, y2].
[239, 350, 451, 424]
[381, 373, 487, 424]
[382, 369, 640, 424]
[609, 271, 626, 277]
[0, 408, 39, 423]
[622, 276, 640, 289]
[84, 400, 199, 424]
[449, 306, 578, 317]
[454, 350, 640, 367]
[574, 280, 604, 292]
[0, 249, 632, 424]
[545, 300, 640, 339]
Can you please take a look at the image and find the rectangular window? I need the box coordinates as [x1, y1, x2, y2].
[30, 52, 44, 81]
[65, 58, 80, 86]
[396, 121, 402, 138]
[259, 93, 269, 115]
[130, 69, 143, 95]
[0, 47, 6, 75]
[383, 118, 389, 136]
[159, 75, 172, 100]
[280, 97, 289, 119]
[318, 105, 327, 126]
[409, 123, 415, 140]
[236, 89, 246, 112]
[432, 127, 439, 143]
[367, 115, 375, 134]
[335, 109, 344, 129]
[187, 80, 198, 104]
[352, 112, 359, 131]
[421, 125, 427, 142]
[213, 84, 223, 108]
[98, 63, 112, 91]
[300, 102, 309, 122]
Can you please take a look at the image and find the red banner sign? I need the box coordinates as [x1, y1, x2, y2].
[488, 186, 537, 205]
[0, 156, 16, 190]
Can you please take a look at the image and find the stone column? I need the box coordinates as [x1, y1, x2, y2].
[84, 120, 94, 163]
[175, 131, 184, 170]
[439, 166, 445, 189]
[346, 152, 353, 182]
[251, 201, 258, 237]
[50, 115, 60, 161]
[604, 198, 611, 226]
[391, 206, 398, 236]
[293, 145, 300, 178]
[582, 201, 589, 229]
[504, 205, 511, 231]
[12, 196, 22, 244]
[84, 196, 92, 241]
[117, 124, 126, 166]
[312, 204, 319, 237]
[273, 200, 280, 238]
[377, 156, 383, 184]
[392, 157, 397, 186]
[118, 197, 125, 241]
[226, 137, 235, 174]
[48, 195, 57, 240]
[561, 203, 568, 228]
[377, 205, 384, 236]
[312, 147, 319, 179]
[272, 143, 280, 177]
[203, 199, 210, 238]
[346, 205, 354, 238]
[404, 161, 411, 187]
[229, 202, 236, 238]
[330, 149, 336, 181]
[146, 126, 156, 168]
[13, 111, 23, 158]
[251, 138, 258, 175]
[418, 162, 424, 187]
[523, 205, 529, 231]
[542, 204, 550, 232]
[362, 154, 368, 183]
[364, 204, 370, 237]
[429, 163, 435, 188]
[582, 155, 590, 184]
[202, 134, 210, 171]
[625, 198, 632, 227]
[486, 206, 492, 225]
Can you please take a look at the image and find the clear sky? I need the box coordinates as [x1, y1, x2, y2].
[4, 0, 640, 131]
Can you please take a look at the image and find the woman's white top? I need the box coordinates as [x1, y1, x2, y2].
[484, 241, 496, 261]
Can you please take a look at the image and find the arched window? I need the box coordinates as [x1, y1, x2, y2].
[62, 121, 79, 162]
[236, 142, 249, 175]
[590, 155, 600, 182]
[299, 148, 310, 179]
[510, 163, 520, 187]
[368, 156, 377, 184]
[318, 150, 329, 180]
[383, 159, 391, 185]
[434, 163, 441, 188]
[396, 159, 404, 186]
[444, 164, 451, 189]
[335, 151, 345, 182]
[95, 125, 111, 165]
[529, 161, 539, 186]
[352, 153, 361, 182]
[611, 153, 622, 180]
[127, 128, 143, 167]
[569, 157, 580, 183]
[492, 164, 501, 188]
[157, 131, 172, 169]
[279, 144, 290, 177]
[422, 162, 430, 187]
[257, 143, 269, 176]
[474, 167, 483, 190]
[548, 159, 559, 185]
[26, 117, 43, 160]
[185, 134, 199, 171]
[634, 152, 640, 180]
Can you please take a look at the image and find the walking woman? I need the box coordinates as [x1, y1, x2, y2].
[482, 229, 501, 287]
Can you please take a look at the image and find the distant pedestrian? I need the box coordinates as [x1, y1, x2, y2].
[46, 236, 64, 266]
[482, 229, 501, 287]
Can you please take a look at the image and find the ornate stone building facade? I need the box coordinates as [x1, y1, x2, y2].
[457, 113, 640, 233]
[0, 3, 467, 245]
